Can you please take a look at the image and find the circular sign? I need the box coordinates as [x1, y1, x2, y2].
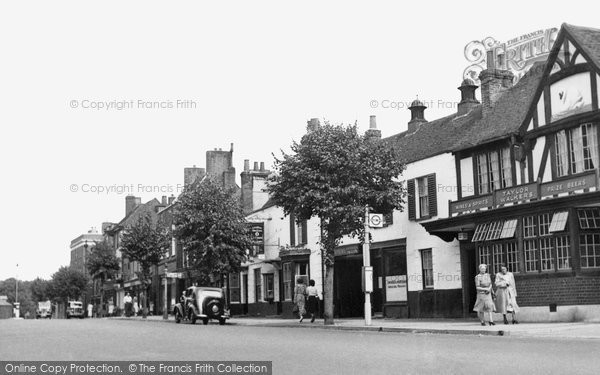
[369, 214, 383, 227]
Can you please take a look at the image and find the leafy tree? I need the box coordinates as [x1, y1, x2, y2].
[120, 213, 169, 318]
[268, 122, 406, 324]
[86, 241, 120, 279]
[48, 266, 88, 304]
[86, 241, 120, 314]
[30, 277, 51, 303]
[173, 177, 251, 285]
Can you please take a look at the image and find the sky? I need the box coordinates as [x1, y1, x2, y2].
[1, 0, 598, 281]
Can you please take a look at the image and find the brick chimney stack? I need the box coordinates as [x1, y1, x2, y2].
[365, 115, 382, 140]
[125, 195, 141, 216]
[184, 165, 206, 187]
[307, 118, 320, 132]
[241, 161, 270, 215]
[479, 50, 514, 117]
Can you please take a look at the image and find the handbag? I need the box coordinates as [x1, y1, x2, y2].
[491, 289, 497, 301]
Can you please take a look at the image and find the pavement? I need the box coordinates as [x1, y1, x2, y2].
[108, 314, 600, 339]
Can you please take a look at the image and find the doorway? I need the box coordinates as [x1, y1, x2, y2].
[462, 243, 478, 316]
[334, 257, 363, 318]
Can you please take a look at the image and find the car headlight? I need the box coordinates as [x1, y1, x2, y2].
[212, 305, 219, 313]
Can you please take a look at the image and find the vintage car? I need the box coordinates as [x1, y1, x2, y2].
[173, 286, 229, 325]
[66, 301, 85, 319]
[36, 300, 52, 319]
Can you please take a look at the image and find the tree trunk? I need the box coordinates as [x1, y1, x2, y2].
[323, 263, 334, 325]
[142, 285, 148, 319]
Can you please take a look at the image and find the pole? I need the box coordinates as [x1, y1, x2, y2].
[363, 206, 372, 326]
[163, 266, 168, 320]
[15, 263, 19, 318]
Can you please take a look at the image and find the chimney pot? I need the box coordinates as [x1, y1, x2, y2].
[369, 115, 377, 129]
[307, 118, 320, 132]
[253, 162, 259, 171]
[244, 159, 250, 171]
[260, 162, 265, 171]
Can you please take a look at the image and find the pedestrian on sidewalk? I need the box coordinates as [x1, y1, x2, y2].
[133, 296, 139, 316]
[294, 278, 307, 323]
[124, 292, 133, 317]
[306, 279, 319, 323]
[495, 264, 519, 325]
[473, 264, 496, 326]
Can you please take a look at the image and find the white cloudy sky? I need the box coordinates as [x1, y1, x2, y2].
[0, 1, 597, 280]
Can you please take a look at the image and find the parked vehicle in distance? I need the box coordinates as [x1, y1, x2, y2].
[66, 301, 84, 319]
[36, 300, 52, 319]
[173, 286, 229, 325]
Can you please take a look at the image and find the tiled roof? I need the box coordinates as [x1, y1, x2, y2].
[451, 61, 546, 151]
[385, 108, 482, 163]
[563, 23, 600, 68]
[386, 23, 600, 160]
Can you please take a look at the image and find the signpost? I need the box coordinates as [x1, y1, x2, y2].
[363, 206, 372, 326]
[362, 208, 384, 326]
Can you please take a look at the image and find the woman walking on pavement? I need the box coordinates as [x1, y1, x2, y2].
[294, 278, 307, 323]
[473, 264, 496, 326]
[306, 279, 319, 323]
[495, 264, 519, 324]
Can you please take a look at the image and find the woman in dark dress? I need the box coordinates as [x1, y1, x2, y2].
[306, 279, 319, 323]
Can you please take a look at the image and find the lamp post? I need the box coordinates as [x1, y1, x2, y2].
[362, 206, 372, 326]
[163, 265, 168, 320]
[15, 263, 18, 304]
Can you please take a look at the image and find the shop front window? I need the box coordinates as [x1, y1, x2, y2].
[229, 273, 240, 303]
[254, 268, 262, 302]
[420, 249, 433, 289]
[282, 262, 292, 301]
[263, 274, 274, 301]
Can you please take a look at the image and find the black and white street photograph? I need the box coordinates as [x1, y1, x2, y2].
[2, 1, 600, 374]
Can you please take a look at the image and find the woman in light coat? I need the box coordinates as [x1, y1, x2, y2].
[473, 264, 496, 326]
[294, 278, 307, 323]
[495, 264, 519, 324]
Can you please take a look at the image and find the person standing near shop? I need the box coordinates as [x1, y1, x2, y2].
[473, 264, 496, 326]
[495, 264, 519, 324]
[124, 292, 133, 317]
[306, 279, 319, 323]
[294, 278, 307, 323]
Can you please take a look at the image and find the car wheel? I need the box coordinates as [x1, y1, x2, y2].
[202, 318, 209, 325]
[219, 318, 226, 326]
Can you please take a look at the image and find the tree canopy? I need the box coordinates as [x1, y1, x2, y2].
[267, 122, 406, 324]
[86, 241, 120, 279]
[48, 266, 88, 303]
[173, 177, 251, 285]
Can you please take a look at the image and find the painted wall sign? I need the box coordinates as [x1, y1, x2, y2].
[495, 182, 538, 204]
[463, 27, 558, 84]
[385, 275, 407, 302]
[450, 195, 493, 214]
[550, 72, 593, 122]
[248, 222, 264, 255]
[541, 172, 597, 197]
[334, 245, 360, 257]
